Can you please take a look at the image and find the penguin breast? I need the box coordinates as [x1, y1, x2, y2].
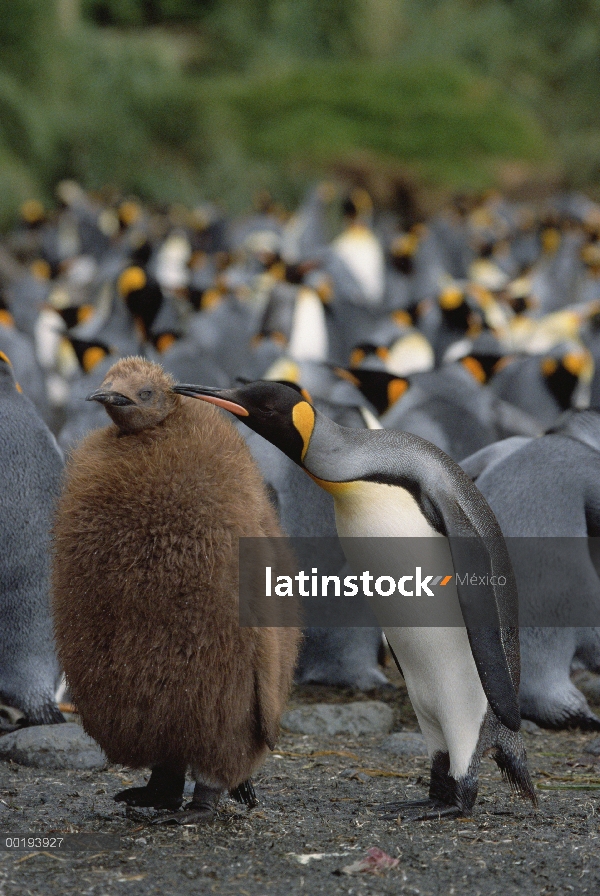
[331, 480, 440, 539]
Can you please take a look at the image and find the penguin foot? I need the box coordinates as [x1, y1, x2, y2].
[152, 783, 222, 826]
[380, 752, 477, 821]
[380, 799, 464, 822]
[114, 766, 185, 811]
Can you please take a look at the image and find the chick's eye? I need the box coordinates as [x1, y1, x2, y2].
[139, 390, 152, 401]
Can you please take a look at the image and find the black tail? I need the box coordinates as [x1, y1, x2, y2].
[493, 727, 538, 807]
[230, 779, 258, 808]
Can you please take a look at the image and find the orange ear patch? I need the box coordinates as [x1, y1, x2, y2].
[391, 309, 412, 327]
[118, 266, 146, 298]
[200, 288, 223, 310]
[333, 367, 360, 387]
[350, 348, 366, 366]
[77, 305, 95, 324]
[292, 401, 315, 461]
[387, 378, 408, 406]
[156, 333, 177, 354]
[461, 356, 486, 383]
[562, 351, 587, 377]
[0, 351, 12, 366]
[541, 357, 558, 377]
[439, 287, 463, 310]
[31, 259, 51, 281]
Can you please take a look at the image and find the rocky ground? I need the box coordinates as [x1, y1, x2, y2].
[1, 665, 600, 896]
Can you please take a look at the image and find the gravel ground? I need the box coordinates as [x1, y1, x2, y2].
[1, 666, 600, 896]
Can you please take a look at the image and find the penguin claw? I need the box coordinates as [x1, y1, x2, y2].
[380, 799, 464, 821]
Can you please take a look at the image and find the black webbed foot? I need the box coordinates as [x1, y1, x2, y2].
[380, 751, 477, 822]
[115, 765, 185, 811]
[152, 782, 222, 825]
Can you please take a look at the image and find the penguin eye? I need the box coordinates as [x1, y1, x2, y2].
[138, 389, 152, 401]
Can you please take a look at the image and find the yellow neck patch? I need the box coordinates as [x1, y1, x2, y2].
[307, 471, 354, 495]
[292, 400, 315, 462]
[83, 346, 107, 373]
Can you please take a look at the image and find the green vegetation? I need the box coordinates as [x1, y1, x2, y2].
[2, 1, 600, 227]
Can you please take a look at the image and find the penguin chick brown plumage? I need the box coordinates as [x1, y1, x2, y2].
[173, 379, 537, 821]
[52, 357, 300, 824]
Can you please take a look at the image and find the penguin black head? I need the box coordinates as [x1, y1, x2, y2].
[65, 336, 111, 374]
[87, 357, 178, 434]
[540, 349, 592, 410]
[117, 266, 163, 339]
[345, 367, 408, 415]
[173, 380, 315, 466]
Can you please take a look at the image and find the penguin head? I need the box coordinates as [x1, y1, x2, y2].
[87, 357, 177, 434]
[117, 266, 163, 339]
[173, 380, 315, 466]
[344, 367, 408, 415]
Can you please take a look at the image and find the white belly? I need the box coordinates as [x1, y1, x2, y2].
[288, 288, 328, 362]
[332, 480, 488, 777]
[332, 230, 385, 306]
[333, 480, 439, 540]
[385, 627, 487, 778]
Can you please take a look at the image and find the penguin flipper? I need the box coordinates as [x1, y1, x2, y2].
[432, 492, 521, 732]
[387, 441, 521, 732]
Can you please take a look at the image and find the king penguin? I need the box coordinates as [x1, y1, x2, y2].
[53, 358, 301, 824]
[173, 379, 536, 820]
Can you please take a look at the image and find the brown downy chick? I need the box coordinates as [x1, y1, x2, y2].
[52, 357, 300, 824]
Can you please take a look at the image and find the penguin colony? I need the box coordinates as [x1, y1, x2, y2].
[1, 181, 600, 817]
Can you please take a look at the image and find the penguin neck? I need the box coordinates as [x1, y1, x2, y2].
[302, 413, 442, 539]
[302, 411, 365, 483]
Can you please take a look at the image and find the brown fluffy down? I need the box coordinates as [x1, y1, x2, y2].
[52, 380, 300, 789]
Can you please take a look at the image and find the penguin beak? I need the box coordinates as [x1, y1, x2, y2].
[86, 389, 135, 407]
[172, 384, 250, 417]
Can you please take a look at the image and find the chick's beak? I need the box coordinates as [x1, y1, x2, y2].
[86, 389, 135, 406]
[172, 384, 249, 416]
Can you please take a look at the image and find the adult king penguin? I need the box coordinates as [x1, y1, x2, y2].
[173, 379, 536, 820]
[53, 359, 300, 824]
